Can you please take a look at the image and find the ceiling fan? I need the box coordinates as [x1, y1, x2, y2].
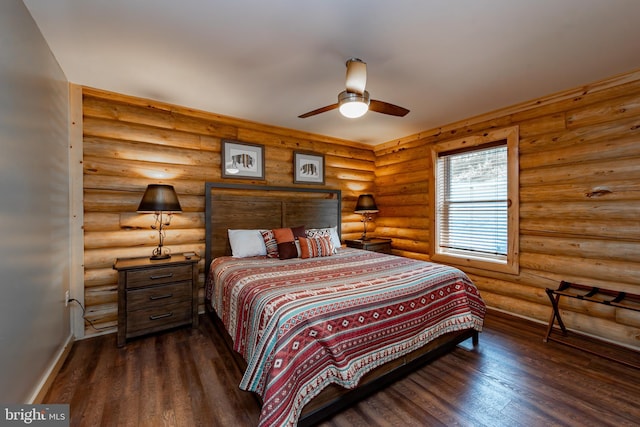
[298, 58, 410, 119]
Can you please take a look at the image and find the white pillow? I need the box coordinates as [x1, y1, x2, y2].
[228, 229, 267, 258]
[328, 226, 341, 249]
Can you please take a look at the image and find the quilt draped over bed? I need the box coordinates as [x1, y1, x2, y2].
[206, 248, 485, 427]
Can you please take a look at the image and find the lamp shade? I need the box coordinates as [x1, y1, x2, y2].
[354, 194, 379, 213]
[137, 184, 182, 213]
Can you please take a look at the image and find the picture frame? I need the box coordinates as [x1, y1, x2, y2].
[293, 151, 325, 184]
[221, 140, 265, 179]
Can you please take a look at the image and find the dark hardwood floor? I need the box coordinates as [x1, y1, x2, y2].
[44, 310, 640, 426]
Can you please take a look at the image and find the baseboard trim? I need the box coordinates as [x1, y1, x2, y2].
[29, 334, 74, 403]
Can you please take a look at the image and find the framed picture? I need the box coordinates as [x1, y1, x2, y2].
[294, 151, 325, 184]
[221, 140, 265, 179]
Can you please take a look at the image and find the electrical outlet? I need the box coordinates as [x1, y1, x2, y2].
[65, 290, 70, 307]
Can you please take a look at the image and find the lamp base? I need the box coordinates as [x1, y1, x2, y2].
[150, 246, 171, 260]
[361, 231, 373, 241]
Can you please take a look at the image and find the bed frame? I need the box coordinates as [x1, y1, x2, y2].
[204, 182, 342, 276]
[204, 182, 479, 425]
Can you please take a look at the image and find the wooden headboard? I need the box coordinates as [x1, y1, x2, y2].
[204, 183, 341, 274]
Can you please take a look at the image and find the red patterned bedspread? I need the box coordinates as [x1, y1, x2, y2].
[206, 248, 485, 427]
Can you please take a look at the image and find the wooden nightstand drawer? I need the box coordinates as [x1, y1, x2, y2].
[126, 281, 191, 311]
[126, 264, 192, 288]
[114, 254, 200, 347]
[126, 300, 192, 335]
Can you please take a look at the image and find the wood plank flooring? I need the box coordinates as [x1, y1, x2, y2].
[43, 310, 640, 426]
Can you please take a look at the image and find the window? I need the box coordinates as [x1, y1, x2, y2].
[431, 126, 519, 274]
[437, 142, 507, 258]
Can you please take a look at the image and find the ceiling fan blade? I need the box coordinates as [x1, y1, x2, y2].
[369, 99, 410, 117]
[298, 103, 339, 118]
[345, 58, 367, 94]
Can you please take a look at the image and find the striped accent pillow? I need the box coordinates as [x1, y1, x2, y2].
[305, 227, 340, 253]
[260, 230, 279, 258]
[299, 235, 334, 259]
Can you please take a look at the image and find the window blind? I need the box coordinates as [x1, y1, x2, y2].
[436, 143, 508, 258]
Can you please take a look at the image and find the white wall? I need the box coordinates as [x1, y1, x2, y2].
[0, 0, 71, 402]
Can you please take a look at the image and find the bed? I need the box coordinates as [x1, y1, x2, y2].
[204, 183, 486, 426]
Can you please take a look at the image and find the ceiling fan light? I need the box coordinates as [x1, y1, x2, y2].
[338, 91, 370, 118]
[339, 101, 368, 118]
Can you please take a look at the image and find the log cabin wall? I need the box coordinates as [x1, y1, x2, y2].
[81, 87, 375, 336]
[374, 70, 640, 350]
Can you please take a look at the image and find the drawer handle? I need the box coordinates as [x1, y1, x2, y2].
[149, 312, 173, 321]
[149, 293, 173, 301]
[149, 273, 173, 280]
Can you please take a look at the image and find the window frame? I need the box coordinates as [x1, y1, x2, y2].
[430, 126, 519, 274]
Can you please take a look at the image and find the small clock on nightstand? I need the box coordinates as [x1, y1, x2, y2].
[345, 238, 392, 254]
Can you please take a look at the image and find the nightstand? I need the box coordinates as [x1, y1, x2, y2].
[114, 254, 200, 347]
[345, 238, 392, 254]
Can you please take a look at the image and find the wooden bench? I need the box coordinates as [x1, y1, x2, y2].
[544, 281, 640, 368]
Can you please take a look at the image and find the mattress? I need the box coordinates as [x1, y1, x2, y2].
[206, 248, 485, 427]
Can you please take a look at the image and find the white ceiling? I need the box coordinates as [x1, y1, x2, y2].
[23, 0, 640, 145]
